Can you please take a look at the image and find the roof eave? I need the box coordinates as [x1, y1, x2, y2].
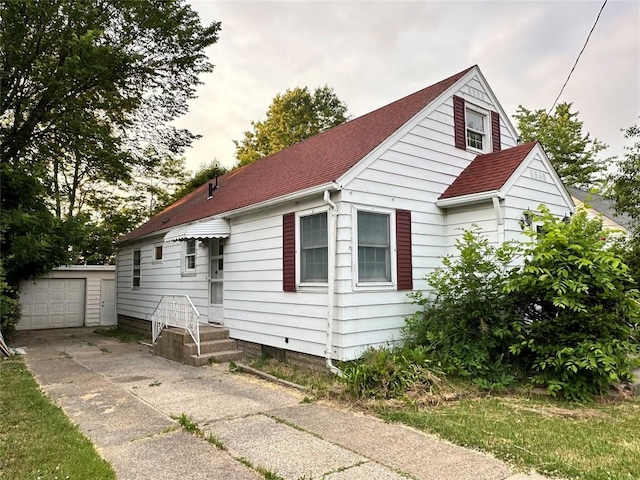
[436, 190, 502, 208]
[220, 181, 341, 219]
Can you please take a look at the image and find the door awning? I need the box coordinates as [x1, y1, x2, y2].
[164, 218, 230, 242]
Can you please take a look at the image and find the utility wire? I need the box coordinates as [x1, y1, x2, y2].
[548, 0, 608, 115]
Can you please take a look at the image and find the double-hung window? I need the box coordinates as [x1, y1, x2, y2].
[300, 212, 328, 283]
[132, 249, 141, 287]
[184, 239, 196, 273]
[466, 108, 486, 151]
[357, 211, 391, 283]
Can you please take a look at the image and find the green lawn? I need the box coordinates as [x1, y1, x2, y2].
[0, 358, 116, 480]
[247, 358, 640, 480]
[382, 396, 640, 480]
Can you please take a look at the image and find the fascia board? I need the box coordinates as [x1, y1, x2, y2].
[436, 190, 501, 208]
[336, 67, 481, 189]
[220, 182, 339, 219]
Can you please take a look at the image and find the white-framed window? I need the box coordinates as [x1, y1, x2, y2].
[132, 248, 141, 288]
[153, 244, 163, 262]
[466, 107, 488, 151]
[183, 238, 196, 274]
[298, 211, 328, 285]
[355, 209, 394, 285]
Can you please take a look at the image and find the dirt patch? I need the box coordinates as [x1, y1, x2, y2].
[521, 405, 609, 419]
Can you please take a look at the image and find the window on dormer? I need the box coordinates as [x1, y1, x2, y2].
[466, 109, 486, 151]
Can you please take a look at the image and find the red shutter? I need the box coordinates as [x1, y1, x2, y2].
[491, 111, 501, 152]
[396, 209, 413, 291]
[453, 95, 466, 150]
[283, 213, 296, 292]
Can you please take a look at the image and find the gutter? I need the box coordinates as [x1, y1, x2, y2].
[323, 190, 343, 377]
[222, 182, 340, 219]
[435, 190, 502, 208]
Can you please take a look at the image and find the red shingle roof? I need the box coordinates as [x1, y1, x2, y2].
[439, 141, 538, 200]
[119, 66, 475, 244]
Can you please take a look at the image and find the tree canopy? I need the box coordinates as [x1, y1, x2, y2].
[0, 0, 220, 331]
[513, 103, 608, 189]
[234, 86, 349, 167]
[608, 125, 640, 228]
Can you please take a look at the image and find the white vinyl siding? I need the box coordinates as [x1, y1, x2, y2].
[224, 198, 330, 358]
[117, 238, 210, 324]
[503, 152, 573, 244]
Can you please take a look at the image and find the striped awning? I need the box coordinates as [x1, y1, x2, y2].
[164, 218, 230, 242]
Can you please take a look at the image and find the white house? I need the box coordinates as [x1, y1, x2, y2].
[115, 65, 574, 365]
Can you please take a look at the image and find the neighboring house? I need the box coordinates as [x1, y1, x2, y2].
[567, 187, 632, 237]
[17, 266, 117, 330]
[115, 65, 574, 364]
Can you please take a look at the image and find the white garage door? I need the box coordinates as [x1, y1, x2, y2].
[18, 279, 86, 330]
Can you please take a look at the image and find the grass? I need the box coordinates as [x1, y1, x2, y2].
[247, 357, 343, 399]
[93, 327, 146, 343]
[381, 396, 640, 480]
[0, 358, 116, 480]
[246, 357, 640, 480]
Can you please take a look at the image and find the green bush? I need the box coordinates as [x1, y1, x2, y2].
[0, 260, 21, 334]
[507, 206, 640, 401]
[341, 346, 441, 399]
[403, 226, 519, 390]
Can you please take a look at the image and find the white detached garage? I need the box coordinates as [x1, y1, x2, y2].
[17, 265, 116, 330]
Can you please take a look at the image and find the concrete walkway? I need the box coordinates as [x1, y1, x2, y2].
[13, 328, 549, 480]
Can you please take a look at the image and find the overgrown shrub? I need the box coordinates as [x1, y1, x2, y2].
[403, 226, 519, 390]
[0, 260, 21, 334]
[341, 346, 441, 399]
[507, 206, 640, 401]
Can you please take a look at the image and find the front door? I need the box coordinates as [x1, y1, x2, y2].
[209, 238, 224, 324]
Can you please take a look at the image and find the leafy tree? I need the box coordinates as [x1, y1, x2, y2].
[608, 125, 640, 228]
[0, 0, 219, 331]
[507, 206, 640, 401]
[514, 103, 608, 188]
[234, 86, 349, 167]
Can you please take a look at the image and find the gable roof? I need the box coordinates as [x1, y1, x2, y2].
[119, 66, 475, 244]
[439, 141, 538, 200]
[567, 186, 633, 229]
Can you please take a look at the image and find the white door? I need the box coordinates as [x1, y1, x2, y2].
[100, 279, 116, 326]
[209, 238, 224, 324]
[18, 279, 85, 330]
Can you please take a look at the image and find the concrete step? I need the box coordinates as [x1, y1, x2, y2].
[188, 349, 244, 367]
[183, 339, 238, 356]
[198, 325, 232, 342]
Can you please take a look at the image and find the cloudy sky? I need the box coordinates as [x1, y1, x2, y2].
[175, 0, 640, 173]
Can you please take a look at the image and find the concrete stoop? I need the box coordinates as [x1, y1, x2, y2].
[153, 325, 244, 367]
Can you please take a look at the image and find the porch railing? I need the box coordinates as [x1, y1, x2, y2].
[150, 295, 201, 356]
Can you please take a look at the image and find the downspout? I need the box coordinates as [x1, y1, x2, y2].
[492, 196, 505, 245]
[323, 190, 343, 377]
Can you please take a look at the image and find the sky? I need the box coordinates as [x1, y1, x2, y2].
[175, 0, 640, 174]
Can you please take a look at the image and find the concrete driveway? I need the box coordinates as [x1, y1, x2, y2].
[13, 328, 548, 480]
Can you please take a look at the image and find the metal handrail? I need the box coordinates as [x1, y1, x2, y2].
[150, 295, 201, 356]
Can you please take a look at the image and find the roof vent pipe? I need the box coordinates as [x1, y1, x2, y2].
[323, 190, 343, 377]
[208, 178, 218, 199]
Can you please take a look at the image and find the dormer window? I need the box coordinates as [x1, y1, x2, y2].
[466, 109, 486, 150]
[453, 95, 501, 153]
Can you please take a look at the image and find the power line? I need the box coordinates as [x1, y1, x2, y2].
[548, 0, 608, 115]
